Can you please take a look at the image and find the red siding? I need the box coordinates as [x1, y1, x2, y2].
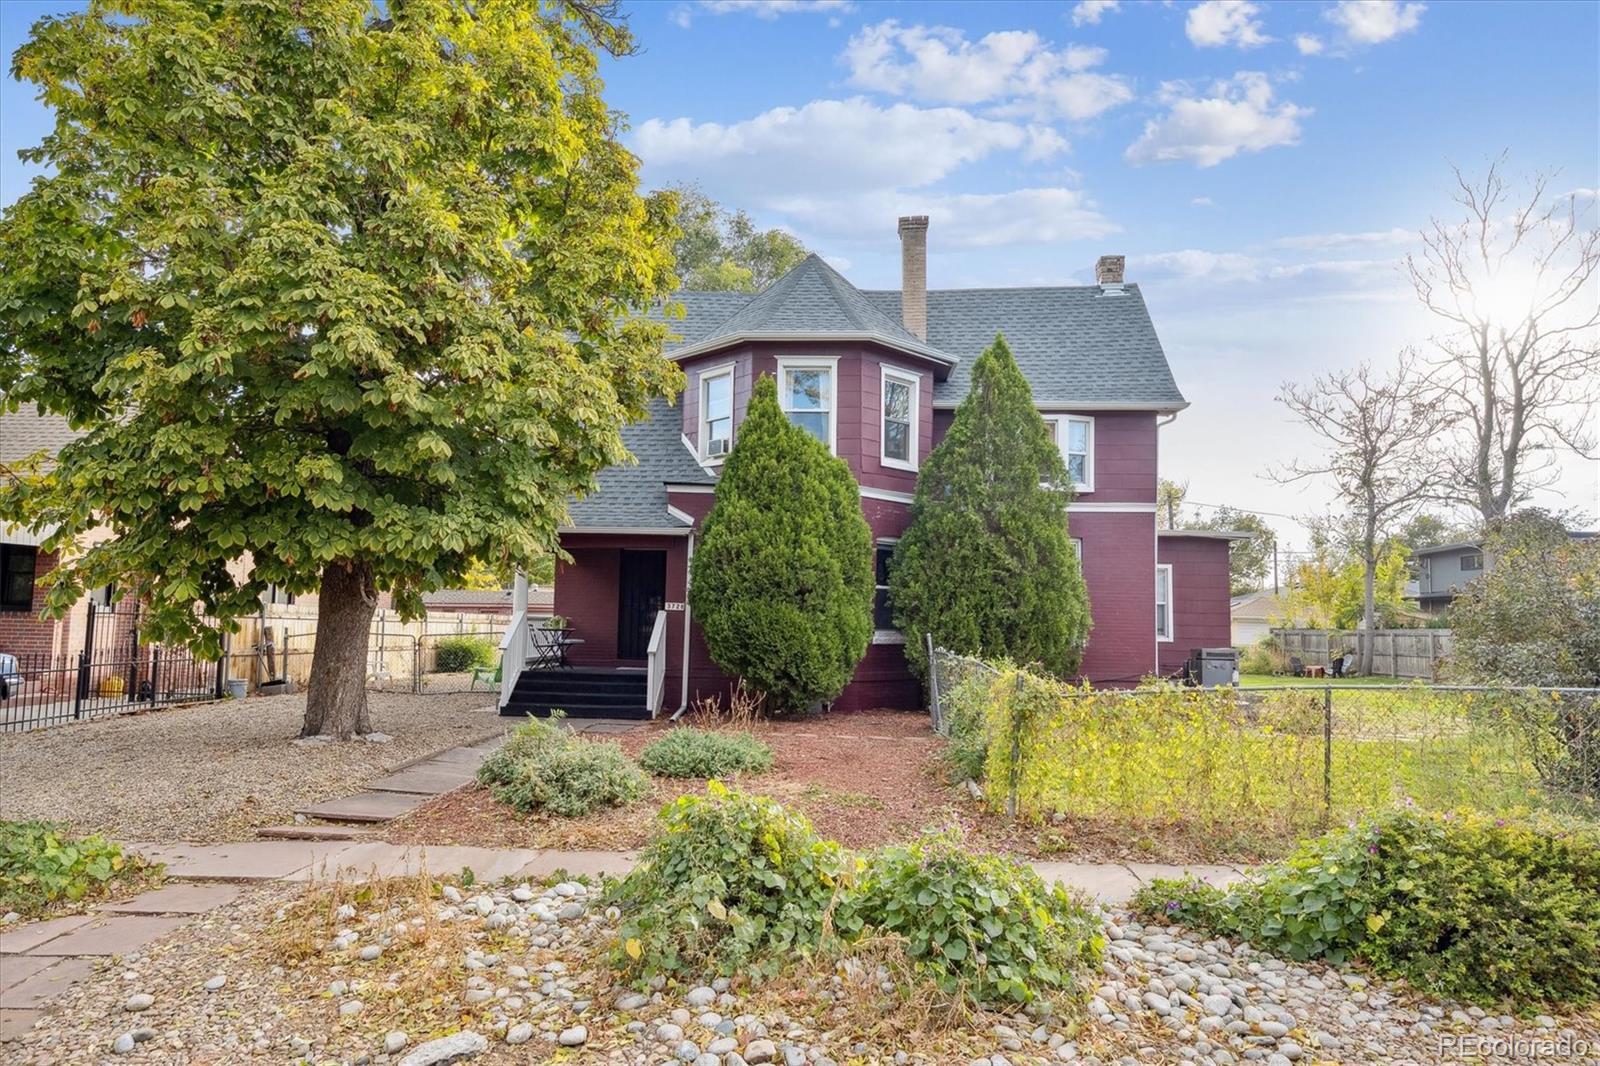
[0, 548, 68, 661]
[1072, 511, 1158, 685]
[1041, 410, 1156, 504]
[1157, 536, 1234, 675]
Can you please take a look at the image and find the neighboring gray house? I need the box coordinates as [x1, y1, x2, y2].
[1408, 533, 1596, 613]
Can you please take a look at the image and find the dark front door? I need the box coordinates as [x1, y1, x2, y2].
[617, 550, 667, 660]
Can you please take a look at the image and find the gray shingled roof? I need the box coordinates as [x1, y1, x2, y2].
[569, 266, 1187, 530]
[564, 395, 713, 530]
[859, 285, 1186, 409]
[698, 254, 938, 345]
[0, 405, 83, 466]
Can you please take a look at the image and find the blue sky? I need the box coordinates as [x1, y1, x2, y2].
[3, 0, 1597, 546]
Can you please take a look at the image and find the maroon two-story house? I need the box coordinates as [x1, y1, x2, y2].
[497, 218, 1236, 718]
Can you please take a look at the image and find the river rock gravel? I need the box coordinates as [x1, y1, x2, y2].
[5, 877, 1596, 1064]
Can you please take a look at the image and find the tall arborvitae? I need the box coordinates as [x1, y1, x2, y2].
[690, 375, 873, 712]
[890, 334, 1090, 676]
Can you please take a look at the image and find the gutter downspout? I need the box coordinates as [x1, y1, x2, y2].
[671, 531, 695, 720]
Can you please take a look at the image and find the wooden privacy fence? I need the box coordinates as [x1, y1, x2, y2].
[1272, 627, 1453, 679]
[227, 606, 512, 690]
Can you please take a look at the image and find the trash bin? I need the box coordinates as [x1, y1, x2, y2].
[226, 678, 248, 700]
[1188, 647, 1239, 688]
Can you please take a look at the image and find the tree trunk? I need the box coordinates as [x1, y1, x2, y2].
[1360, 551, 1377, 677]
[302, 559, 377, 739]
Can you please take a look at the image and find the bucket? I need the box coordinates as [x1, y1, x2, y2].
[226, 678, 248, 700]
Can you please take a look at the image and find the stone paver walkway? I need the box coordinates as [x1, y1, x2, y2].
[0, 837, 1242, 1046]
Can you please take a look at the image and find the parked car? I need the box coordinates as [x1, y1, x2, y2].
[0, 653, 23, 699]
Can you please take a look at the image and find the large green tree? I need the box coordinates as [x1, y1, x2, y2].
[689, 376, 873, 713]
[890, 335, 1090, 678]
[670, 184, 809, 292]
[0, 0, 681, 737]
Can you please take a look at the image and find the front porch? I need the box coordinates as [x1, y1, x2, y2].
[497, 534, 684, 720]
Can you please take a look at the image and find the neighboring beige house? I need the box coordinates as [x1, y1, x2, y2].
[1230, 588, 1288, 647]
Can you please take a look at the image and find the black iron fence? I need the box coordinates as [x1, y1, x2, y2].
[2, 605, 518, 732]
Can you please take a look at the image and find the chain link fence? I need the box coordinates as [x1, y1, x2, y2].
[927, 643, 1600, 838]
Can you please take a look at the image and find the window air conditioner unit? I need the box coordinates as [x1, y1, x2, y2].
[707, 438, 729, 458]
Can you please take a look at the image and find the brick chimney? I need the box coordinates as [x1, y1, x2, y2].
[898, 215, 929, 340]
[1095, 254, 1126, 294]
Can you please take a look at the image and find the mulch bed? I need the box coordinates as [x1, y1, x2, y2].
[382, 710, 1278, 863]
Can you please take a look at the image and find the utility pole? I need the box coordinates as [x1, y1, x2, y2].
[1273, 544, 1280, 595]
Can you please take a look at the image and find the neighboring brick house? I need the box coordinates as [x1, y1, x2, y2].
[0, 406, 105, 666]
[502, 217, 1240, 719]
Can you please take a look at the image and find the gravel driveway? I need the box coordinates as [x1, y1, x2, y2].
[0, 692, 507, 843]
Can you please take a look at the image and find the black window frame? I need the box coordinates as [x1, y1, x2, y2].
[873, 543, 897, 631]
[1460, 552, 1484, 572]
[0, 545, 38, 612]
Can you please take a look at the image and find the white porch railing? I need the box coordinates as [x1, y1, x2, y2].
[498, 609, 529, 710]
[645, 609, 668, 716]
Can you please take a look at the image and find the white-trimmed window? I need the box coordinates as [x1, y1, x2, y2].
[872, 540, 904, 643]
[880, 366, 920, 470]
[1043, 414, 1094, 491]
[699, 364, 734, 461]
[777, 358, 836, 453]
[1155, 563, 1173, 642]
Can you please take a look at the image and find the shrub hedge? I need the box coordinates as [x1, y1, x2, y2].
[638, 728, 774, 778]
[434, 635, 497, 673]
[1134, 806, 1600, 1007]
[476, 715, 649, 817]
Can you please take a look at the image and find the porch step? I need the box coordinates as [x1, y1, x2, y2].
[502, 667, 652, 720]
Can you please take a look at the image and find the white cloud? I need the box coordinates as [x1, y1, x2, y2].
[1137, 249, 1266, 283]
[1125, 72, 1309, 167]
[1567, 187, 1600, 202]
[1071, 0, 1121, 26]
[633, 98, 1032, 196]
[1185, 1, 1271, 50]
[841, 20, 1134, 121]
[1295, 34, 1324, 55]
[1325, 1, 1425, 45]
[1023, 125, 1072, 161]
[1272, 227, 1413, 250]
[771, 187, 1120, 248]
[1191, 196, 1216, 207]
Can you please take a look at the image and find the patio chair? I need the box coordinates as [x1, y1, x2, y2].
[470, 657, 502, 692]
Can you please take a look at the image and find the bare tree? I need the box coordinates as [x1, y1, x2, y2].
[1408, 155, 1600, 522]
[1275, 353, 1453, 674]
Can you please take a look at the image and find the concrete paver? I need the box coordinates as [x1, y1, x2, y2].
[292, 843, 542, 884]
[0, 915, 94, 955]
[25, 916, 190, 957]
[131, 840, 357, 881]
[515, 850, 638, 881]
[293, 790, 429, 823]
[1032, 862, 1146, 904]
[0, 957, 95, 1007]
[0, 1008, 41, 1041]
[366, 766, 476, 795]
[0, 955, 60, 995]
[1123, 863, 1245, 888]
[103, 883, 242, 915]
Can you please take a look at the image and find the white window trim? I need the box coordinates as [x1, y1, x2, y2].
[1042, 414, 1095, 493]
[776, 356, 839, 455]
[879, 365, 921, 471]
[697, 362, 735, 465]
[1156, 563, 1174, 643]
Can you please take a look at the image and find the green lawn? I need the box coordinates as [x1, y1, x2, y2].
[1239, 672, 1407, 688]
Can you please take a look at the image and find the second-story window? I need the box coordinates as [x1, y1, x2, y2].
[1461, 552, 1484, 572]
[1043, 414, 1094, 491]
[778, 359, 834, 452]
[700, 365, 734, 461]
[881, 367, 919, 470]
